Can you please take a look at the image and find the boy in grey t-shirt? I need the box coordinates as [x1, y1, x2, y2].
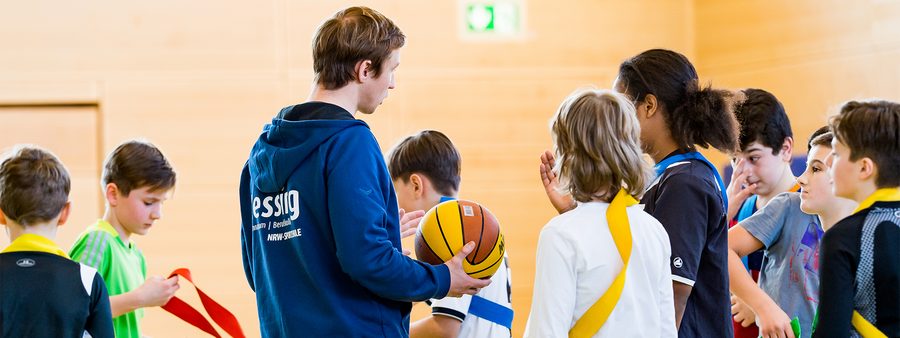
[727, 129, 858, 338]
[739, 192, 820, 337]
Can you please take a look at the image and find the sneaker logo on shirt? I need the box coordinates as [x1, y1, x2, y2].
[673, 257, 683, 269]
[16, 258, 35, 268]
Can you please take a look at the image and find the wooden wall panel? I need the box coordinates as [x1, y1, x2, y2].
[696, 0, 900, 162]
[0, 107, 100, 251]
[0, 0, 697, 333]
[0, 0, 281, 75]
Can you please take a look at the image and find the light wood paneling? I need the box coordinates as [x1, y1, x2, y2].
[10, 1, 898, 337]
[696, 0, 900, 157]
[0, 107, 101, 250]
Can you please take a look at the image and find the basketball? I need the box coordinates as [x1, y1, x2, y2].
[414, 199, 505, 279]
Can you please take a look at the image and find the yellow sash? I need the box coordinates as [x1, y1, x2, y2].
[850, 188, 899, 338]
[569, 188, 638, 338]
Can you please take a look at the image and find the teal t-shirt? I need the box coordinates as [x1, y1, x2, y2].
[740, 192, 822, 338]
[70, 220, 147, 338]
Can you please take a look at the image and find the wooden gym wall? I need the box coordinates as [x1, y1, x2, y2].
[1, 1, 897, 336]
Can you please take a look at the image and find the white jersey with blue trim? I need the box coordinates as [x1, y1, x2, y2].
[430, 255, 512, 338]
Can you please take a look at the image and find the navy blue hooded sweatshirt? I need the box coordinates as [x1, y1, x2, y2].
[239, 102, 451, 337]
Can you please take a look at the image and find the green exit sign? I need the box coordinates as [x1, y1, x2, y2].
[460, 0, 524, 39]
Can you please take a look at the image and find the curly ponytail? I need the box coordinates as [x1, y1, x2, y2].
[668, 81, 738, 152]
[617, 49, 738, 154]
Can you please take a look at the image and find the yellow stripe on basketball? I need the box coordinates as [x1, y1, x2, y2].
[435, 201, 465, 258]
[419, 205, 454, 261]
[468, 233, 505, 279]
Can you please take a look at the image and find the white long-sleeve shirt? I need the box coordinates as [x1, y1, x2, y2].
[525, 202, 677, 338]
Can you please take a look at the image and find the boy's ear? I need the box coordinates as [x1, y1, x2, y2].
[779, 137, 794, 161]
[409, 173, 425, 198]
[858, 157, 877, 182]
[57, 201, 71, 226]
[0, 209, 7, 226]
[105, 183, 121, 207]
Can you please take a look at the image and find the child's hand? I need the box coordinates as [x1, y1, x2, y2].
[730, 295, 756, 327]
[399, 208, 425, 255]
[726, 158, 757, 220]
[539, 150, 575, 214]
[756, 302, 795, 338]
[399, 208, 424, 239]
[445, 242, 491, 297]
[137, 275, 180, 307]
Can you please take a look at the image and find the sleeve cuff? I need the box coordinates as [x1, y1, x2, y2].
[432, 263, 451, 299]
[672, 274, 696, 286]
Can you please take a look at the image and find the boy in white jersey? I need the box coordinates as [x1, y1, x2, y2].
[389, 130, 514, 338]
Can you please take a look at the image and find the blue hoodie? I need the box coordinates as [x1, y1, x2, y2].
[239, 102, 451, 337]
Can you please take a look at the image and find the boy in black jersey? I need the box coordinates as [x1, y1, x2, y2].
[0, 146, 114, 338]
[813, 100, 900, 337]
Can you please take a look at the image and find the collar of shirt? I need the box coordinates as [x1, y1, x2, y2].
[95, 219, 137, 249]
[1, 233, 70, 258]
[853, 188, 900, 214]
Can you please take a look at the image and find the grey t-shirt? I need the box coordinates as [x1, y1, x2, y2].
[741, 192, 823, 338]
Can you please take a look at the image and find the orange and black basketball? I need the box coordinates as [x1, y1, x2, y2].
[414, 199, 505, 279]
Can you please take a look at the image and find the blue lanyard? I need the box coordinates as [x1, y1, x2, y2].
[653, 151, 728, 212]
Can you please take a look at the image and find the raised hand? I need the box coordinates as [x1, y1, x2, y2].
[726, 158, 757, 220]
[539, 150, 575, 214]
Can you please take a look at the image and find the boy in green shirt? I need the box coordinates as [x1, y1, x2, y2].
[70, 140, 179, 338]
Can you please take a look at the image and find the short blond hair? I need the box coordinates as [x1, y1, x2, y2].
[551, 88, 653, 202]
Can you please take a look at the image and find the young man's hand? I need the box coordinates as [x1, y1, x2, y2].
[726, 158, 757, 220]
[731, 295, 756, 327]
[445, 242, 491, 297]
[399, 209, 425, 255]
[539, 150, 575, 214]
[756, 301, 795, 338]
[136, 275, 180, 307]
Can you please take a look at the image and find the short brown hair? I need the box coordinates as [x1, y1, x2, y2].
[807, 126, 832, 151]
[313, 6, 405, 90]
[830, 100, 900, 188]
[551, 88, 654, 202]
[387, 130, 461, 196]
[103, 140, 176, 196]
[0, 146, 70, 226]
